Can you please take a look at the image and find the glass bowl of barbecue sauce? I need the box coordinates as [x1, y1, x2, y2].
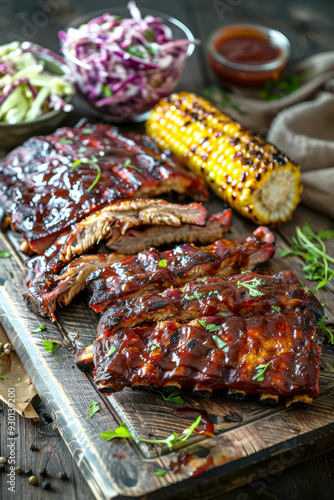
[207, 25, 290, 87]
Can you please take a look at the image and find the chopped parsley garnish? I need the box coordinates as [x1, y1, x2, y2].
[31, 324, 46, 333]
[42, 340, 60, 354]
[88, 401, 100, 419]
[158, 391, 185, 405]
[278, 223, 334, 292]
[100, 415, 201, 450]
[0, 251, 11, 258]
[158, 259, 167, 268]
[150, 344, 160, 351]
[186, 292, 203, 301]
[120, 158, 142, 173]
[198, 319, 220, 332]
[81, 128, 93, 134]
[154, 469, 167, 476]
[72, 155, 101, 192]
[271, 306, 281, 312]
[253, 361, 272, 382]
[212, 335, 227, 350]
[59, 137, 73, 144]
[237, 278, 265, 297]
[107, 346, 116, 357]
[0, 375, 7, 381]
[102, 84, 112, 97]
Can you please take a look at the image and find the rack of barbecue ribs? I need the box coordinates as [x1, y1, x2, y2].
[76, 270, 324, 406]
[0, 123, 208, 254]
[24, 224, 274, 318]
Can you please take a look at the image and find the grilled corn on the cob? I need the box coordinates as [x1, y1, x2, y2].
[146, 92, 302, 225]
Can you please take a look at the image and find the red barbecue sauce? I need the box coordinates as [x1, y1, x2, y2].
[170, 451, 213, 478]
[174, 407, 215, 438]
[209, 26, 286, 86]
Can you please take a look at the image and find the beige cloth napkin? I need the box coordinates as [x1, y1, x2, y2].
[267, 91, 334, 219]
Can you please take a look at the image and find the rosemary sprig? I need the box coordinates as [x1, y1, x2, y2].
[100, 415, 201, 450]
[237, 278, 265, 297]
[72, 155, 101, 192]
[278, 223, 334, 291]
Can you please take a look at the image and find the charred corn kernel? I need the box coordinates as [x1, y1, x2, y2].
[146, 92, 302, 225]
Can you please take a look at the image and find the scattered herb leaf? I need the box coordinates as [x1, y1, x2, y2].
[59, 137, 73, 144]
[0, 375, 7, 381]
[72, 155, 101, 192]
[253, 361, 272, 382]
[212, 335, 226, 349]
[150, 344, 160, 351]
[107, 346, 116, 357]
[278, 223, 334, 291]
[102, 84, 112, 97]
[31, 324, 46, 334]
[258, 71, 313, 100]
[42, 341, 60, 354]
[271, 306, 281, 312]
[0, 251, 11, 258]
[88, 401, 100, 419]
[158, 259, 167, 268]
[186, 292, 203, 300]
[101, 417, 201, 450]
[237, 278, 265, 297]
[198, 319, 220, 332]
[81, 128, 93, 134]
[54, 357, 60, 361]
[154, 469, 167, 476]
[223, 345, 229, 353]
[158, 391, 185, 405]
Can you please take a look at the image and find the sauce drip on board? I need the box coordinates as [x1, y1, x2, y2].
[170, 451, 213, 478]
[174, 407, 215, 438]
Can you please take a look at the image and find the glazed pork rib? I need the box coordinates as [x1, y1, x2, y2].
[92, 309, 322, 405]
[0, 123, 208, 253]
[88, 225, 276, 313]
[96, 270, 322, 335]
[23, 207, 232, 317]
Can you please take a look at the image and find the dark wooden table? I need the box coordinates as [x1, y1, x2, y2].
[0, 1, 334, 499]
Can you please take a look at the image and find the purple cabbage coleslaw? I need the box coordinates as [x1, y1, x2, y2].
[59, 1, 198, 121]
[0, 41, 74, 124]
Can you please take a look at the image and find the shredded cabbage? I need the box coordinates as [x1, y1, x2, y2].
[0, 41, 74, 124]
[59, 1, 198, 121]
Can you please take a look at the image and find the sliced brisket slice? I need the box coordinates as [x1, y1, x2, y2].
[0, 123, 208, 253]
[96, 270, 323, 334]
[23, 203, 231, 318]
[93, 308, 322, 403]
[88, 225, 275, 314]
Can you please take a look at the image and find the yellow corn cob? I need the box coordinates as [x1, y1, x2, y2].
[146, 92, 302, 225]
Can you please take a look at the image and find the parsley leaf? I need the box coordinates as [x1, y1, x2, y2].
[237, 278, 265, 297]
[31, 324, 46, 334]
[253, 361, 272, 382]
[88, 401, 100, 419]
[0, 251, 11, 258]
[158, 391, 185, 405]
[271, 306, 281, 312]
[0, 375, 7, 381]
[107, 346, 116, 357]
[154, 469, 167, 476]
[198, 320, 220, 332]
[158, 259, 167, 268]
[101, 417, 201, 450]
[186, 292, 203, 300]
[150, 344, 160, 351]
[212, 335, 226, 349]
[42, 341, 60, 354]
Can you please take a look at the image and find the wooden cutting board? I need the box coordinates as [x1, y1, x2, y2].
[0, 200, 334, 500]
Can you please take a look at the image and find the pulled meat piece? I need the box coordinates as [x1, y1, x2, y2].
[92, 308, 322, 404]
[0, 123, 208, 253]
[88, 226, 275, 313]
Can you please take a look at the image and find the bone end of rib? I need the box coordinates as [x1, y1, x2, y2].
[286, 394, 313, 408]
[75, 344, 94, 369]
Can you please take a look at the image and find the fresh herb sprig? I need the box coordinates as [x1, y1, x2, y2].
[31, 324, 46, 334]
[88, 401, 100, 419]
[158, 391, 185, 405]
[258, 71, 312, 101]
[101, 415, 201, 450]
[198, 319, 220, 332]
[253, 361, 272, 382]
[42, 340, 60, 354]
[72, 155, 101, 192]
[237, 278, 265, 297]
[0, 251, 11, 258]
[278, 223, 334, 291]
